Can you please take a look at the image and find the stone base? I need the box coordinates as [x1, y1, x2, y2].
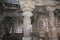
[22, 36, 31, 40]
[33, 37, 40, 40]
[47, 37, 58, 40]
[33, 37, 38, 40]
[52, 37, 58, 40]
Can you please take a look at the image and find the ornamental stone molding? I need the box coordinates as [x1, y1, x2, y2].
[35, 0, 46, 6]
[19, 0, 35, 12]
[46, 0, 57, 6]
[46, 6, 56, 12]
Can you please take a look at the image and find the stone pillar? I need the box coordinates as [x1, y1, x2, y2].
[20, 0, 35, 40]
[22, 12, 33, 40]
[47, 6, 58, 40]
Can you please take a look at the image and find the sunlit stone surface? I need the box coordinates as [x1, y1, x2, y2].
[20, 0, 35, 40]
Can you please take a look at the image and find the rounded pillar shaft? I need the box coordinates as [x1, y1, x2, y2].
[22, 10, 33, 40]
[23, 12, 32, 36]
[20, 0, 35, 40]
[47, 6, 58, 40]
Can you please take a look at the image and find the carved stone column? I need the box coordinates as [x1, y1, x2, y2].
[22, 12, 33, 40]
[20, 0, 35, 40]
[47, 6, 58, 40]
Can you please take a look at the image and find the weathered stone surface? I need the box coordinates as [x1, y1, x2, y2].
[20, 0, 35, 40]
[47, 6, 58, 40]
[23, 36, 31, 40]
